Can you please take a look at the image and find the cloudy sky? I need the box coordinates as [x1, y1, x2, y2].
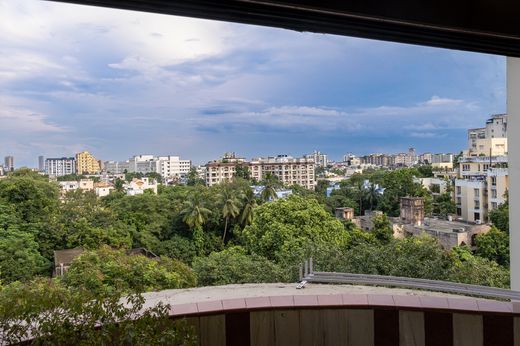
[0, 0, 506, 167]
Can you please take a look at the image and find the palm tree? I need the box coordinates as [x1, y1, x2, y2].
[218, 187, 242, 242]
[364, 182, 379, 211]
[240, 188, 257, 227]
[181, 193, 211, 254]
[261, 173, 279, 202]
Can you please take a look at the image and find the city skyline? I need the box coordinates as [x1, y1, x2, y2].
[0, 0, 506, 167]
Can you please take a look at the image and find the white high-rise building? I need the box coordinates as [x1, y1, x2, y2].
[157, 156, 191, 178]
[305, 150, 328, 167]
[45, 157, 76, 177]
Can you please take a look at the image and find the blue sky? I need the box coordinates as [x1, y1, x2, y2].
[0, 0, 506, 167]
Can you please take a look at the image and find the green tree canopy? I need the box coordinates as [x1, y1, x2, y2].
[242, 195, 349, 268]
[62, 246, 197, 295]
[475, 227, 510, 267]
[193, 246, 288, 286]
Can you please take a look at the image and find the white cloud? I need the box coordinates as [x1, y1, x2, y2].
[0, 97, 67, 133]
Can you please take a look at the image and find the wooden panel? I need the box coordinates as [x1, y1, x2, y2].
[322, 309, 348, 346]
[374, 309, 399, 346]
[274, 310, 300, 346]
[483, 315, 514, 346]
[514, 317, 520, 346]
[300, 309, 324, 346]
[199, 314, 226, 346]
[250, 311, 275, 346]
[453, 313, 483, 346]
[346, 309, 374, 346]
[226, 312, 250, 346]
[424, 311, 453, 346]
[399, 311, 425, 346]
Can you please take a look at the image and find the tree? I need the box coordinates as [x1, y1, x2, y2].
[0, 279, 197, 345]
[240, 188, 257, 227]
[364, 182, 379, 211]
[234, 164, 251, 180]
[372, 213, 393, 244]
[489, 200, 509, 233]
[260, 173, 279, 202]
[475, 227, 510, 267]
[186, 168, 205, 186]
[63, 246, 196, 295]
[450, 246, 509, 288]
[0, 228, 49, 283]
[181, 192, 212, 254]
[218, 186, 242, 242]
[193, 246, 288, 286]
[242, 195, 349, 271]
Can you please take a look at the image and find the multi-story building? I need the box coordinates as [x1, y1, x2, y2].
[45, 157, 76, 177]
[104, 160, 131, 174]
[76, 151, 101, 174]
[4, 156, 14, 172]
[305, 150, 328, 167]
[157, 156, 191, 178]
[466, 114, 508, 157]
[38, 156, 45, 172]
[249, 155, 315, 190]
[431, 153, 454, 170]
[205, 153, 316, 189]
[205, 153, 246, 186]
[455, 114, 508, 223]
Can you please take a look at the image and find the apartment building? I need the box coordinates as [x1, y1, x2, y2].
[76, 151, 101, 174]
[455, 114, 508, 223]
[157, 156, 191, 178]
[4, 156, 14, 172]
[205, 153, 316, 189]
[104, 160, 131, 174]
[45, 157, 76, 177]
[305, 150, 328, 167]
[431, 153, 454, 170]
[466, 114, 508, 157]
[205, 153, 246, 187]
[249, 155, 315, 190]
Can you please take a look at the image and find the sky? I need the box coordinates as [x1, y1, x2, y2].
[0, 0, 506, 167]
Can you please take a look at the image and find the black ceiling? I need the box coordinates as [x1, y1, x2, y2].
[47, 0, 520, 57]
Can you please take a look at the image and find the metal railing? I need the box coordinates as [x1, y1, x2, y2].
[300, 258, 520, 301]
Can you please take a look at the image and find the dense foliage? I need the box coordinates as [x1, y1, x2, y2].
[0, 166, 512, 341]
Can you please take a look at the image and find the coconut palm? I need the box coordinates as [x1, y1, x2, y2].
[240, 188, 258, 227]
[261, 173, 279, 202]
[218, 187, 242, 242]
[181, 193, 211, 254]
[364, 182, 380, 211]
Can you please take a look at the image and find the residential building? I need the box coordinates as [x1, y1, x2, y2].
[58, 181, 79, 193]
[76, 151, 101, 174]
[305, 150, 328, 167]
[38, 156, 45, 172]
[431, 153, 454, 170]
[419, 152, 432, 164]
[205, 153, 247, 186]
[124, 177, 158, 195]
[45, 157, 76, 177]
[4, 156, 14, 171]
[249, 155, 315, 190]
[466, 114, 508, 157]
[94, 182, 114, 197]
[129, 155, 158, 174]
[104, 160, 131, 174]
[157, 156, 191, 178]
[454, 114, 509, 224]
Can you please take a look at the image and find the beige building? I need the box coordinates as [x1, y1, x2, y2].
[454, 114, 509, 224]
[205, 153, 316, 189]
[205, 153, 247, 187]
[76, 151, 101, 174]
[249, 155, 315, 190]
[466, 114, 508, 157]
